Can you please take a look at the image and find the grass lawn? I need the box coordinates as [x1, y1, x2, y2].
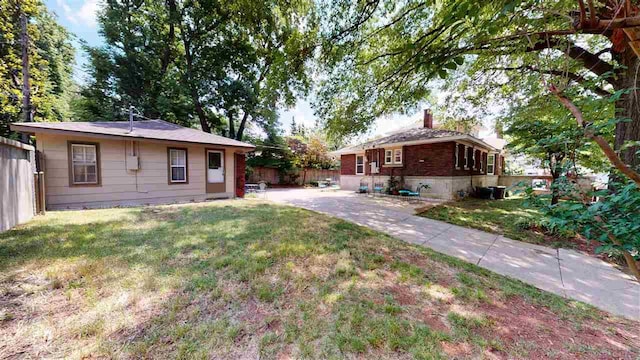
[418, 197, 580, 248]
[0, 201, 638, 359]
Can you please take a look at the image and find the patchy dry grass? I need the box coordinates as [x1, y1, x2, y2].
[0, 201, 638, 359]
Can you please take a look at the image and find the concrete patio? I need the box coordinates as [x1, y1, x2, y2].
[266, 188, 640, 321]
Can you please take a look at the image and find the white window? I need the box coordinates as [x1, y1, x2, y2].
[471, 149, 476, 169]
[463, 146, 468, 169]
[356, 155, 365, 175]
[71, 144, 98, 185]
[394, 149, 402, 164]
[479, 152, 484, 173]
[454, 144, 460, 168]
[169, 148, 188, 183]
[487, 153, 495, 175]
[385, 150, 392, 164]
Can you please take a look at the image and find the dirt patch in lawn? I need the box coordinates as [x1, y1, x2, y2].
[473, 296, 639, 359]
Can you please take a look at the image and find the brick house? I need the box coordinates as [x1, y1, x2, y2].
[334, 110, 505, 200]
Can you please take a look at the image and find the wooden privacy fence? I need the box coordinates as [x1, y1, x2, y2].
[0, 136, 43, 232]
[498, 175, 596, 192]
[248, 166, 340, 185]
[34, 171, 46, 214]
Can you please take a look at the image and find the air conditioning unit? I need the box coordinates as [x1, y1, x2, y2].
[126, 155, 139, 170]
[370, 161, 379, 174]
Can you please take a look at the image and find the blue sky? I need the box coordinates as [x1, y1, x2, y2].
[44, 0, 486, 141]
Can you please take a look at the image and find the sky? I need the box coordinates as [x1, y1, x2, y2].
[44, 0, 496, 143]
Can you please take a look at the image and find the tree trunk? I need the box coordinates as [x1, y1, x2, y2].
[614, 46, 640, 171]
[236, 111, 250, 141]
[179, 18, 211, 134]
[228, 110, 236, 139]
[549, 154, 561, 205]
[20, 9, 31, 143]
[551, 172, 560, 205]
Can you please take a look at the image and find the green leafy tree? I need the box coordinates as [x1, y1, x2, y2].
[245, 118, 295, 180]
[78, 0, 317, 141]
[504, 85, 612, 203]
[288, 132, 335, 183]
[73, 0, 193, 125]
[315, 0, 640, 172]
[1, 0, 75, 137]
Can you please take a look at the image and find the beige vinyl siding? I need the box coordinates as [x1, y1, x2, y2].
[224, 150, 234, 194]
[37, 133, 236, 209]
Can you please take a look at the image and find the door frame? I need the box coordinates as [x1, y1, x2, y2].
[205, 148, 226, 193]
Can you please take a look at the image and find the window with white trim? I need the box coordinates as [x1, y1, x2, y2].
[71, 144, 98, 185]
[454, 144, 460, 168]
[356, 155, 365, 175]
[394, 149, 402, 164]
[169, 148, 188, 183]
[487, 153, 495, 175]
[472, 149, 476, 169]
[479, 152, 484, 173]
[385, 150, 392, 164]
[463, 146, 468, 169]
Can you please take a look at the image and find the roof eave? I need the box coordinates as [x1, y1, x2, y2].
[10, 123, 256, 149]
[333, 135, 499, 155]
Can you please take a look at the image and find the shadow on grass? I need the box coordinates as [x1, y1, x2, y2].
[0, 201, 635, 359]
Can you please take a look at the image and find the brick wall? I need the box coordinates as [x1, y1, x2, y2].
[365, 148, 385, 175]
[402, 142, 456, 176]
[495, 154, 503, 175]
[340, 154, 356, 175]
[341, 141, 497, 178]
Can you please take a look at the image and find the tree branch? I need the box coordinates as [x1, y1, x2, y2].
[489, 66, 612, 97]
[549, 84, 640, 186]
[524, 38, 620, 88]
[329, 0, 380, 43]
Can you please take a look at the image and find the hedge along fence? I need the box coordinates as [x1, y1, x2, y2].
[247, 166, 340, 185]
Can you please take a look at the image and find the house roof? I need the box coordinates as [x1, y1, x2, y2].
[10, 120, 255, 149]
[332, 127, 499, 155]
[481, 137, 507, 151]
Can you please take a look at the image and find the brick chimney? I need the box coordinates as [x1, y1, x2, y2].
[495, 122, 503, 139]
[423, 109, 433, 129]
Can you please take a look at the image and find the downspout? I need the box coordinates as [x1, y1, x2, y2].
[377, 148, 380, 186]
[469, 146, 474, 193]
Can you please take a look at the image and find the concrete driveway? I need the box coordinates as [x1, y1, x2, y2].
[266, 188, 640, 321]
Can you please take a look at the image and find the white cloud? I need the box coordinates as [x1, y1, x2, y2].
[57, 0, 99, 28]
[56, 0, 77, 24]
[77, 0, 99, 28]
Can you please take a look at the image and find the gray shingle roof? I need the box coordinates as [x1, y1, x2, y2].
[11, 120, 255, 149]
[334, 127, 498, 154]
[357, 128, 464, 148]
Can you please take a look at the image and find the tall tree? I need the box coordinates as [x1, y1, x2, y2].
[0, 0, 75, 138]
[74, 0, 192, 125]
[78, 0, 317, 141]
[316, 0, 640, 171]
[504, 90, 610, 203]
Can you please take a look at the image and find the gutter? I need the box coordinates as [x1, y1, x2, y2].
[9, 124, 256, 152]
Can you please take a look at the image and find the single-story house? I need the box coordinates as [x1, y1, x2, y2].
[333, 110, 505, 200]
[10, 120, 254, 210]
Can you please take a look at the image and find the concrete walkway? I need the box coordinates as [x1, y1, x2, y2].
[266, 188, 640, 321]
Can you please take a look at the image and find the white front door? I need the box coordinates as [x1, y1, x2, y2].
[207, 150, 224, 183]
